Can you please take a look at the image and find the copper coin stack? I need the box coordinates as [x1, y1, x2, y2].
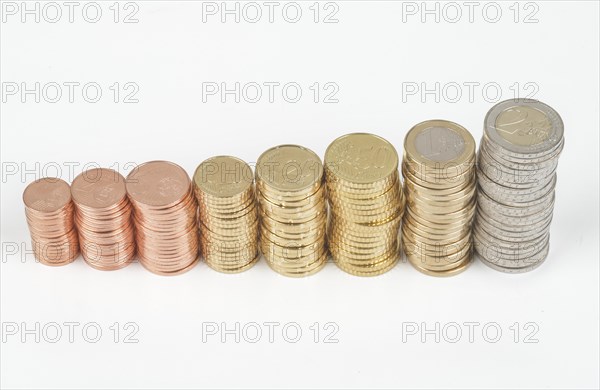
[193, 156, 259, 273]
[126, 161, 199, 275]
[23, 178, 79, 266]
[325, 133, 405, 276]
[71, 168, 135, 270]
[402, 120, 477, 277]
[256, 145, 327, 277]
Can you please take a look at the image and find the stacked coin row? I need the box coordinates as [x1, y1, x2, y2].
[23, 178, 79, 266]
[474, 99, 564, 273]
[256, 145, 328, 277]
[402, 120, 477, 277]
[193, 156, 259, 273]
[126, 161, 199, 275]
[22, 99, 564, 276]
[325, 133, 405, 276]
[71, 168, 135, 270]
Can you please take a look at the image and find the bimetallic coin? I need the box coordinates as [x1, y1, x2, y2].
[474, 100, 563, 273]
[402, 120, 477, 277]
[484, 99, 564, 156]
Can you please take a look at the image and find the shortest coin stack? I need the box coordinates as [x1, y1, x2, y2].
[402, 120, 477, 277]
[71, 168, 135, 270]
[474, 99, 564, 273]
[256, 145, 328, 277]
[193, 156, 259, 273]
[126, 161, 199, 275]
[23, 178, 79, 266]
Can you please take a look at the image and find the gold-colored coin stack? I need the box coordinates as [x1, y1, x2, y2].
[71, 168, 135, 271]
[23, 178, 79, 266]
[402, 120, 476, 277]
[324, 133, 404, 276]
[256, 145, 327, 277]
[193, 156, 259, 273]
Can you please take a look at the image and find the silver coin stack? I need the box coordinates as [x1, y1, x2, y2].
[474, 99, 564, 273]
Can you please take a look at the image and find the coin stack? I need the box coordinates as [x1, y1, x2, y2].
[126, 161, 199, 275]
[255, 145, 327, 277]
[401, 120, 477, 277]
[71, 168, 135, 270]
[474, 99, 564, 273]
[193, 156, 259, 273]
[324, 133, 404, 276]
[23, 178, 79, 266]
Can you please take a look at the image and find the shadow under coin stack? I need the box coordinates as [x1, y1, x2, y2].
[474, 99, 564, 273]
[126, 161, 199, 275]
[325, 133, 404, 276]
[23, 178, 79, 266]
[256, 145, 327, 277]
[71, 168, 135, 270]
[402, 120, 477, 277]
[193, 156, 259, 273]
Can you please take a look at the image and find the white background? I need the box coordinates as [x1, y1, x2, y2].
[1, 1, 599, 389]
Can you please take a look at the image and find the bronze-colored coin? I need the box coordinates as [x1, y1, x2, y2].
[72, 168, 134, 271]
[23, 178, 79, 266]
[126, 161, 191, 208]
[126, 161, 199, 275]
[23, 178, 72, 213]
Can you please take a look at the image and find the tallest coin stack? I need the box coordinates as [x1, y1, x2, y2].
[474, 99, 564, 273]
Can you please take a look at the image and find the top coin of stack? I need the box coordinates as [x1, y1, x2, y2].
[193, 156, 259, 273]
[325, 133, 404, 276]
[126, 161, 199, 275]
[402, 120, 477, 277]
[23, 178, 80, 266]
[474, 99, 564, 273]
[256, 145, 327, 277]
[71, 168, 135, 271]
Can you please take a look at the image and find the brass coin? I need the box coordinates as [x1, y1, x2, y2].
[324, 133, 399, 184]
